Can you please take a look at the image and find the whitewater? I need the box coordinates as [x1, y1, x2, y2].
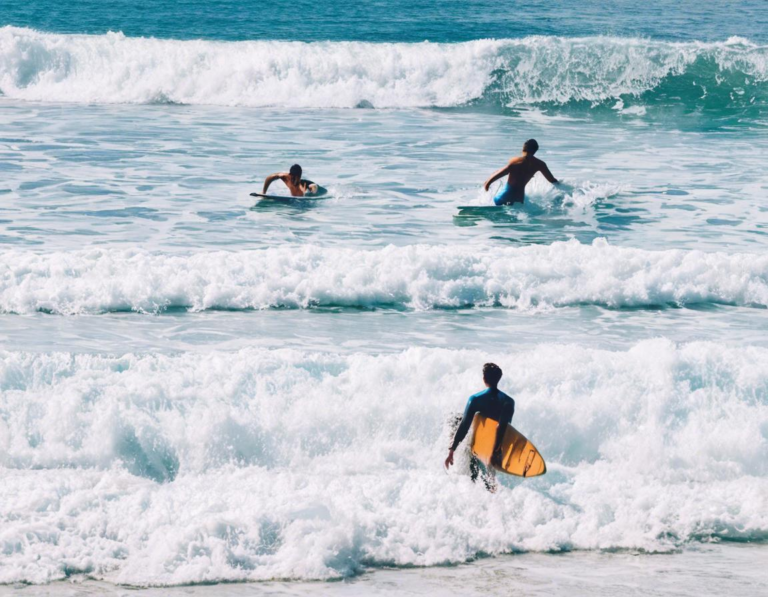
[0, 27, 766, 111]
[1, 341, 767, 585]
[1, 240, 767, 314]
[1, 1, 768, 593]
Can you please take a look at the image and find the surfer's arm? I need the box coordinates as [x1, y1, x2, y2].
[450, 399, 478, 451]
[262, 172, 284, 194]
[539, 162, 559, 184]
[301, 179, 318, 195]
[483, 162, 513, 192]
[445, 399, 479, 469]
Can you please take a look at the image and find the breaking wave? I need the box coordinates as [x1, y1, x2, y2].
[0, 27, 766, 112]
[0, 240, 766, 314]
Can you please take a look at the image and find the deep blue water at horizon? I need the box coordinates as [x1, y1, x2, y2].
[4, 0, 768, 42]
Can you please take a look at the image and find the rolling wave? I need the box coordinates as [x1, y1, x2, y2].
[1, 341, 766, 583]
[0, 240, 766, 314]
[0, 27, 766, 111]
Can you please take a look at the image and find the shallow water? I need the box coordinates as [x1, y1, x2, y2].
[1, 545, 766, 596]
[1, 0, 767, 589]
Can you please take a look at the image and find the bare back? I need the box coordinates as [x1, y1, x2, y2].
[279, 174, 309, 197]
[483, 143, 559, 205]
[506, 156, 555, 191]
[267, 173, 317, 197]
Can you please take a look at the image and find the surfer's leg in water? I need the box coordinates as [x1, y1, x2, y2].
[483, 468, 498, 493]
[469, 456, 498, 492]
[469, 455, 480, 482]
[493, 183, 525, 205]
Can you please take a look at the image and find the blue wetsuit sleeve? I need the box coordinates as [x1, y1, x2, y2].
[450, 397, 478, 451]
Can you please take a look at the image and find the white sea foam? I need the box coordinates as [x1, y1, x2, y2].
[466, 177, 623, 209]
[0, 240, 766, 314]
[0, 27, 765, 108]
[1, 340, 766, 584]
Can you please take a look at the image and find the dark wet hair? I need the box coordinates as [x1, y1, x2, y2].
[483, 363, 503, 388]
[289, 164, 302, 184]
[523, 139, 539, 155]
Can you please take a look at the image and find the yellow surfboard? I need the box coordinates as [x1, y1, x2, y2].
[470, 414, 546, 477]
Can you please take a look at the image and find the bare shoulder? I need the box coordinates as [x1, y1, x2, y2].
[532, 157, 548, 169]
[508, 156, 524, 165]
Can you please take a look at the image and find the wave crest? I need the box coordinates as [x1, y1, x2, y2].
[0, 27, 766, 110]
[0, 240, 766, 314]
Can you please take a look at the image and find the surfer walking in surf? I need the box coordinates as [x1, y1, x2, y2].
[445, 363, 515, 491]
[262, 164, 320, 197]
[483, 139, 559, 205]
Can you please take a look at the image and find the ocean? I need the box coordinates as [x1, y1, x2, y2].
[0, 0, 767, 594]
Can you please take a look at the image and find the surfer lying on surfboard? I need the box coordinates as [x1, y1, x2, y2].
[445, 363, 514, 490]
[262, 164, 320, 197]
[483, 139, 559, 205]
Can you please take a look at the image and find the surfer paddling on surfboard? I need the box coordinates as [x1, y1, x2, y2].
[483, 139, 559, 205]
[445, 363, 514, 491]
[262, 164, 320, 197]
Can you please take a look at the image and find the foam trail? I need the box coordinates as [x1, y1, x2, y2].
[462, 177, 624, 209]
[0, 240, 767, 314]
[0, 27, 766, 109]
[1, 341, 766, 584]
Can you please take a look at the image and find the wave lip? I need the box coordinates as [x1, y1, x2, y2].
[0, 26, 496, 108]
[0, 27, 766, 109]
[0, 239, 767, 314]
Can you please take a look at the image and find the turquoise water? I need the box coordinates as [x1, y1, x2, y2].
[1, 0, 767, 590]
[5, 0, 768, 42]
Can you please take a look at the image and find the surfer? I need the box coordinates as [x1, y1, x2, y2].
[483, 139, 559, 205]
[445, 363, 515, 489]
[262, 164, 319, 197]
